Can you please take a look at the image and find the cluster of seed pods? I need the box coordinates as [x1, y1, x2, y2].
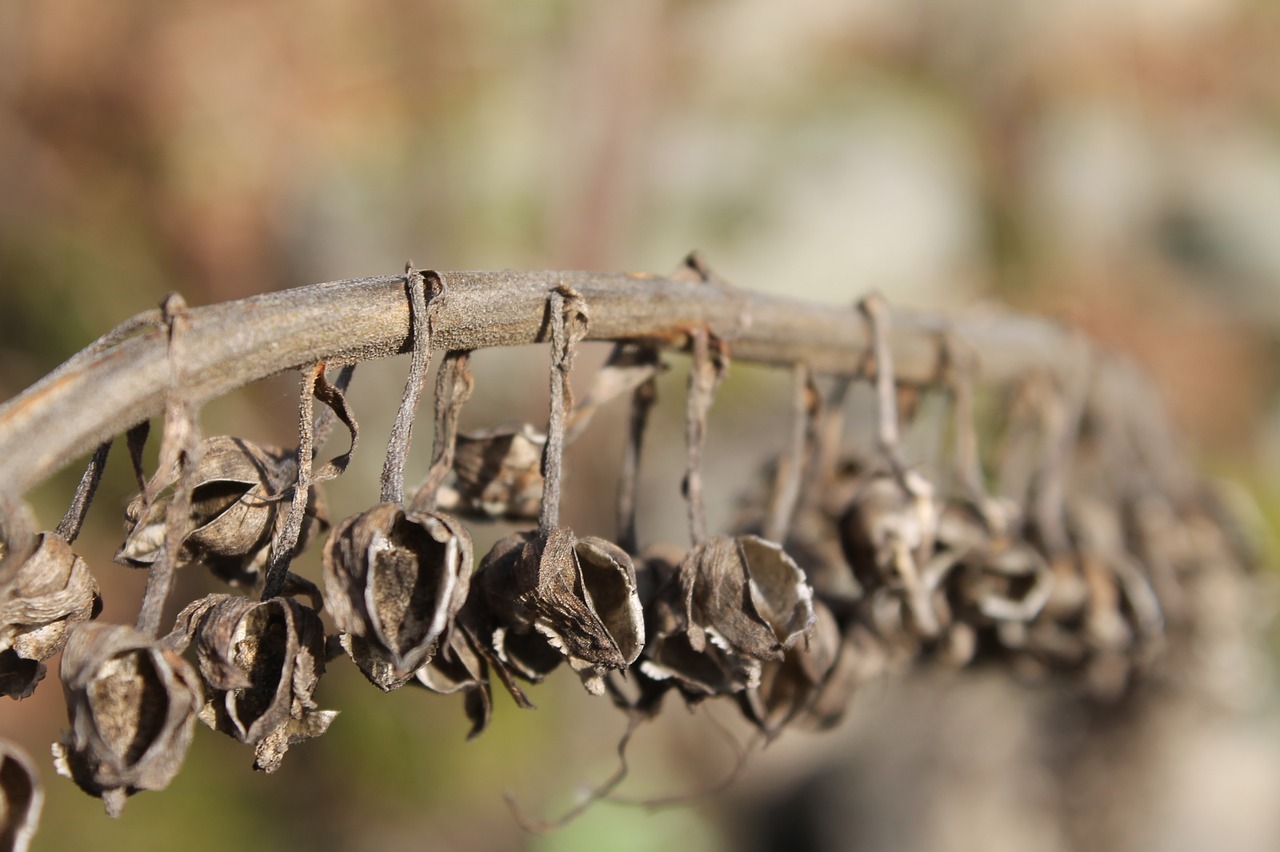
[0, 261, 1255, 847]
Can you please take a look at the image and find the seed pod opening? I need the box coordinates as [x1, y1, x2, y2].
[52, 623, 202, 817]
[448, 424, 546, 520]
[0, 533, 100, 699]
[168, 594, 335, 772]
[323, 503, 473, 690]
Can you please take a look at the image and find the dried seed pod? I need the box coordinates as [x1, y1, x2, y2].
[0, 533, 101, 699]
[448, 424, 546, 520]
[641, 535, 816, 698]
[52, 622, 202, 817]
[167, 594, 335, 772]
[413, 623, 493, 739]
[738, 599, 841, 736]
[116, 436, 327, 587]
[0, 739, 41, 852]
[477, 527, 644, 695]
[323, 503, 473, 690]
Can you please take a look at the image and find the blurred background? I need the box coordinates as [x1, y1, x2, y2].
[1, 1, 1279, 850]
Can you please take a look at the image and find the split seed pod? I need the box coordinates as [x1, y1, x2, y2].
[117, 436, 327, 586]
[52, 623, 202, 817]
[323, 503, 473, 690]
[448, 424, 546, 520]
[413, 622, 493, 739]
[477, 528, 644, 695]
[167, 594, 335, 772]
[0, 532, 101, 699]
[0, 739, 42, 852]
[642, 535, 815, 698]
[738, 599, 842, 736]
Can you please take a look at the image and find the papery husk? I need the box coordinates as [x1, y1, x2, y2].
[116, 436, 327, 586]
[0, 533, 100, 699]
[448, 425, 546, 520]
[477, 528, 644, 695]
[52, 623, 202, 817]
[0, 738, 42, 852]
[323, 503, 473, 690]
[167, 594, 335, 772]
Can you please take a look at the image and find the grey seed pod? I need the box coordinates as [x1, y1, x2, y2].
[167, 594, 335, 772]
[116, 436, 327, 587]
[0, 533, 101, 699]
[323, 503, 473, 690]
[477, 528, 644, 695]
[0, 739, 42, 852]
[51, 623, 202, 817]
[641, 535, 816, 699]
[448, 424, 546, 520]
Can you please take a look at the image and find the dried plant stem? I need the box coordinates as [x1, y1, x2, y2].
[0, 266, 1192, 504]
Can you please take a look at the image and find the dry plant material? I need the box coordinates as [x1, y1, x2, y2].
[0, 533, 101, 699]
[52, 622, 202, 817]
[166, 593, 335, 771]
[0, 739, 42, 852]
[448, 425, 546, 520]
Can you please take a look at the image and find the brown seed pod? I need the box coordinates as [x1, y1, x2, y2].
[447, 424, 546, 521]
[477, 527, 644, 695]
[0, 739, 42, 852]
[738, 599, 842, 736]
[641, 535, 816, 699]
[51, 623, 202, 817]
[413, 622, 493, 739]
[116, 436, 327, 587]
[323, 503, 473, 690]
[0, 532, 101, 699]
[166, 594, 335, 772]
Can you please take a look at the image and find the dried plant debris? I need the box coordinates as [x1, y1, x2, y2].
[413, 623, 494, 739]
[116, 436, 327, 587]
[0, 739, 42, 852]
[476, 528, 644, 695]
[445, 424, 546, 520]
[0, 532, 100, 699]
[166, 594, 335, 772]
[641, 535, 815, 700]
[52, 623, 202, 817]
[323, 503, 473, 690]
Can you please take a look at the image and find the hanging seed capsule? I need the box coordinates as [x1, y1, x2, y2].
[323, 503, 473, 690]
[738, 599, 841, 736]
[413, 622, 493, 739]
[448, 424, 546, 520]
[51, 623, 202, 817]
[167, 594, 335, 772]
[116, 436, 327, 587]
[477, 527, 644, 695]
[0, 532, 101, 699]
[0, 738, 41, 852]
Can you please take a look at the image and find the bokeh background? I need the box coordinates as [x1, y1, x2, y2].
[2, 1, 1279, 850]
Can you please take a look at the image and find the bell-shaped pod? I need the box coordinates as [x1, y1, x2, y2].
[323, 503, 473, 690]
[167, 594, 335, 772]
[0, 739, 42, 852]
[116, 436, 327, 586]
[0, 532, 101, 699]
[413, 622, 494, 740]
[449, 424, 546, 520]
[477, 528, 644, 695]
[52, 623, 202, 817]
[737, 599, 842, 737]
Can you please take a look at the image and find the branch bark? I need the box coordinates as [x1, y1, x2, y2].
[0, 268, 1187, 503]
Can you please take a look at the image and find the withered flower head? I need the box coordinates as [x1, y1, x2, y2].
[323, 503, 473, 690]
[116, 436, 327, 586]
[448, 424, 545, 520]
[52, 623, 202, 817]
[641, 535, 815, 699]
[0, 739, 42, 852]
[167, 594, 335, 772]
[0, 532, 101, 699]
[477, 527, 644, 695]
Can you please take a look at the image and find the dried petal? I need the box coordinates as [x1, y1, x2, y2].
[0, 533, 100, 699]
[414, 624, 492, 739]
[52, 623, 201, 816]
[448, 424, 546, 520]
[0, 739, 42, 852]
[116, 436, 327, 586]
[323, 503, 473, 690]
[477, 528, 644, 695]
[167, 594, 335, 772]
